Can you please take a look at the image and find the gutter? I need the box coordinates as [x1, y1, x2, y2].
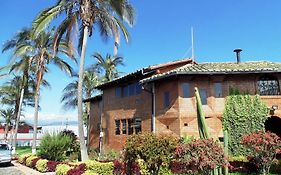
[142, 83, 156, 133]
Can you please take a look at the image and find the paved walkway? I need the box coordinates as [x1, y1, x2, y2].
[0, 163, 23, 175]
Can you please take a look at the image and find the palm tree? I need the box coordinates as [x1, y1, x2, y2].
[0, 108, 15, 141]
[33, 0, 135, 161]
[6, 29, 75, 154]
[0, 75, 36, 143]
[93, 52, 124, 82]
[2, 29, 34, 153]
[61, 70, 101, 110]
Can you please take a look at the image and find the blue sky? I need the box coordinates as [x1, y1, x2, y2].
[1, 0, 281, 123]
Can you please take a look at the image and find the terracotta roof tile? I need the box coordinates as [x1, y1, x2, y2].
[141, 61, 281, 83]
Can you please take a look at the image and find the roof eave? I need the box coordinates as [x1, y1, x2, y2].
[141, 70, 281, 84]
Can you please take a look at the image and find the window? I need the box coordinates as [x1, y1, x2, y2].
[115, 120, 120, 135]
[182, 83, 190, 98]
[122, 86, 129, 97]
[128, 119, 134, 135]
[121, 119, 127, 134]
[164, 91, 170, 108]
[257, 76, 280, 95]
[116, 118, 142, 135]
[129, 83, 135, 96]
[214, 83, 222, 97]
[134, 118, 142, 134]
[135, 83, 142, 95]
[115, 87, 122, 98]
[199, 89, 208, 105]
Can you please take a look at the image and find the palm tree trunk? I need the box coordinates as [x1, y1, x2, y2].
[77, 26, 89, 161]
[4, 123, 9, 141]
[86, 101, 90, 152]
[32, 88, 40, 154]
[12, 88, 25, 155]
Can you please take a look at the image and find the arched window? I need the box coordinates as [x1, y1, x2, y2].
[257, 75, 280, 95]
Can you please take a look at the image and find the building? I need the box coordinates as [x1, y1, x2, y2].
[86, 56, 281, 151]
[0, 123, 43, 146]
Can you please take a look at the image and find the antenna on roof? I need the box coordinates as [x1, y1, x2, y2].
[191, 27, 195, 64]
[182, 27, 195, 63]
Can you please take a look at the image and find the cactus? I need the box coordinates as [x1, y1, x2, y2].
[194, 87, 210, 139]
[195, 87, 221, 175]
[223, 130, 229, 175]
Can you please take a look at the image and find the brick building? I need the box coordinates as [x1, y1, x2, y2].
[85, 58, 281, 151]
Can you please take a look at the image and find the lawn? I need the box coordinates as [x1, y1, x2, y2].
[16, 146, 32, 156]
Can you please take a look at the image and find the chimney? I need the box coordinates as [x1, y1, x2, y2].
[233, 48, 242, 63]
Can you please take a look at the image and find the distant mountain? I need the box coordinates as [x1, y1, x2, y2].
[24, 119, 78, 126]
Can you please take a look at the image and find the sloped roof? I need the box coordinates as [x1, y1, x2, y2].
[141, 61, 281, 83]
[83, 94, 102, 102]
[95, 58, 193, 89]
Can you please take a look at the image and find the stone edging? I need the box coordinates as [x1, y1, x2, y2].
[12, 161, 55, 175]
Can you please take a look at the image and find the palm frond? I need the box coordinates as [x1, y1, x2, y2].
[32, 4, 65, 36]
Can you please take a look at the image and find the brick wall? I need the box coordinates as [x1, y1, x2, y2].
[88, 73, 281, 151]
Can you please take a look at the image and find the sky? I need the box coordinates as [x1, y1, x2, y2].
[1, 0, 281, 124]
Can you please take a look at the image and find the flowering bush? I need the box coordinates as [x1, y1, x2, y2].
[31, 157, 41, 169]
[174, 138, 227, 175]
[113, 160, 140, 175]
[47, 160, 59, 172]
[56, 164, 72, 175]
[67, 163, 86, 175]
[35, 159, 48, 172]
[18, 153, 32, 164]
[25, 155, 38, 167]
[125, 133, 178, 175]
[241, 131, 281, 175]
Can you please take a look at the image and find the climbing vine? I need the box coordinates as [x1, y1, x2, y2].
[222, 94, 269, 156]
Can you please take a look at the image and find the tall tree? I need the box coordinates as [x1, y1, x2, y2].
[33, 0, 135, 161]
[0, 108, 15, 141]
[6, 29, 74, 154]
[93, 52, 124, 82]
[61, 70, 101, 110]
[2, 29, 34, 153]
[0, 75, 36, 143]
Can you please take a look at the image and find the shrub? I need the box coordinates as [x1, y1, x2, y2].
[36, 159, 48, 173]
[229, 156, 248, 162]
[25, 155, 38, 167]
[18, 153, 32, 164]
[241, 131, 281, 175]
[222, 94, 268, 156]
[228, 161, 256, 174]
[38, 132, 72, 161]
[56, 164, 72, 175]
[47, 160, 60, 172]
[174, 138, 227, 175]
[67, 163, 86, 175]
[60, 129, 80, 157]
[31, 157, 41, 169]
[85, 160, 114, 175]
[113, 160, 140, 175]
[125, 133, 178, 175]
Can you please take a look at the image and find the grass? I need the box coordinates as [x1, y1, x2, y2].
[16, 146, 32, 156]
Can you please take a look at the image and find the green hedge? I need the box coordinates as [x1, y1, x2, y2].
[222, 94, 268, 156]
